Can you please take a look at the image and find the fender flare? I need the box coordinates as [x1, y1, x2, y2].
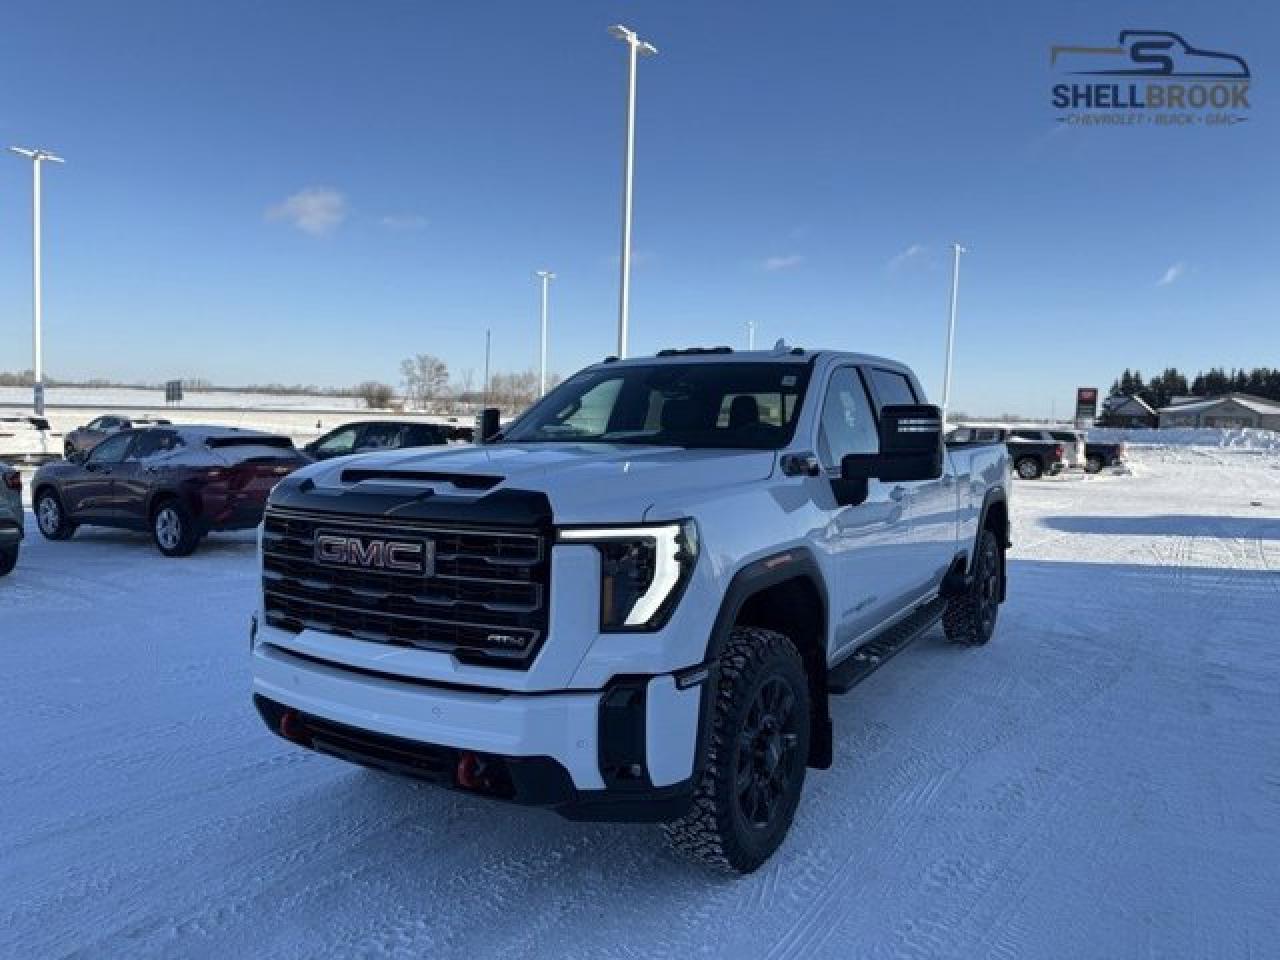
[703, 547, 830, 663]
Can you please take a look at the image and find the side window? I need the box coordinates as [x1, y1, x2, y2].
[359, 423, 403, 450]
[817, 368, 879, 467]
[127, 431, 178, 461]
[403, 425, 443, 446]
[315, 426, 359, 455]
[868, 368, 918, 408]
[1010, 430, 1039, 441]
[88, 432, 134, 464]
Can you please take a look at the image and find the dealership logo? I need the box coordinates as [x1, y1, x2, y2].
[314, 531, 433, 575]
[1050, 31, 1250, 126]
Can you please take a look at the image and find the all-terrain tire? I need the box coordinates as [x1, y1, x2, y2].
[663, 626, 810, 874]
[943, 528, 1002, 646]
[1015, 456, 1042, 480]
[151, 498, 201, 557]
[35, 489, 77, 541]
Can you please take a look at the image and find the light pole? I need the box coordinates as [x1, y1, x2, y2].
[10, 146, 64, 415]
[536, 270, 555, 395]
[609, 24, 657, 359]
[747, 320, 756, 350]
[941, 242, 966, 419]
[483, 328, 492, 407]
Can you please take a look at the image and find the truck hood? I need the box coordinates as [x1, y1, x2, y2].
[293, 442, 777, 522]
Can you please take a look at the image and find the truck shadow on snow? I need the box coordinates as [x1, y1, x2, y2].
[1038, 514, 1280, 540]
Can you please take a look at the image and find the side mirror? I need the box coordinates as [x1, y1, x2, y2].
[840, 404, 945, 494]
[476, 408, 501, 444]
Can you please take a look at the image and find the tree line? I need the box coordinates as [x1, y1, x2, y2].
[1110, 366, 1280, 409]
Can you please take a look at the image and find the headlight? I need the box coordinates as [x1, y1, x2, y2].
[558, 520, 698, 631]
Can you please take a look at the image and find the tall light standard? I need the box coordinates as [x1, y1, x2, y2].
[608, 24, 657, 359]
[10, 146, 64, 415]
[536, 270, 555, 396]
[747, 320, 756, 350]
[941, 242, 966, 420]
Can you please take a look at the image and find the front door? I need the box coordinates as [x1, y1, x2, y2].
[66, 432, 135, 520]
[809, 366, 920, 657]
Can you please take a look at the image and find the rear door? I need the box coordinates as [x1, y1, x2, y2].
[115, 430, 181, 526]
[865, 367, 957, 595]
[809, 365, 919, 654]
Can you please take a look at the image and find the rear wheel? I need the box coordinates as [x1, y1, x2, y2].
[663, 627, 810, 874]
[1085, 454, 1104, 474]
[35, 490, 77, 541]
[152, 499, 201, 557]
[1015, 457, 1042, 480]
[0, 545, 17, 577]
[944, 528, 1002, 646]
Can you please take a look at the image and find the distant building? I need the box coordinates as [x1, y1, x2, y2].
[1100, 394, 1157, 428]
[1158, 393, 1280, 431]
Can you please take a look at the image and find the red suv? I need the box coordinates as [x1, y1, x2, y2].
[32, 425, 307, 556]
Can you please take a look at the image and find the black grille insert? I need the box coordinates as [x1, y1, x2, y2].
[261, 507, 550, 668]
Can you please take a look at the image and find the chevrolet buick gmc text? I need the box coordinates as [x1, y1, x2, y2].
[251, 346, 1011, 872]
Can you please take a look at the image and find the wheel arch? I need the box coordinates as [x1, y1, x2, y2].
[975, 488, 1009, 602]
[704, 549, 832, 769]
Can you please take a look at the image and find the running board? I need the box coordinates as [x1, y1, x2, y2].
[827, 596, 948, 694]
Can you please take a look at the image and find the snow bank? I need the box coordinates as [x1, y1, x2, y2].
[1088, 426, 1280, 451]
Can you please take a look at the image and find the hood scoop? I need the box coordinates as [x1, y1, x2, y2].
[339, 468, 503, 491]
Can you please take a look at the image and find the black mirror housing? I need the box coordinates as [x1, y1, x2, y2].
[840, 404, 944, 485]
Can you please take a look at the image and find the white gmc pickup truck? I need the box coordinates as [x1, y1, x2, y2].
[251, 345, 1010, 872]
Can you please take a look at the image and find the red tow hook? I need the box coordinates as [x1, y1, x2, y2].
[457, 751, 489, 791]
[279, 709, 311, 746]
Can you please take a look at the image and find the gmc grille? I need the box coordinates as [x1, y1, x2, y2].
[261, 507, 549, 668]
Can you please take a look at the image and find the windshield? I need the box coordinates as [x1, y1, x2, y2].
[502, 361, 812, 449]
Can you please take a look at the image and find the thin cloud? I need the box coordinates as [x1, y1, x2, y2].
[380, 213, 428, 231]
[887, 243, 926, 270]
[762, 254, 804, 272]
[1156, 261, 1187, 286]
[266, 186, 347, 236]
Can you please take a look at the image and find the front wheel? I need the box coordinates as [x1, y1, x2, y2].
[35, 491, 77, 541]
[152, 500, 201, 557]
[1015, 457, 1042, 480]
[1085, 454, 1104, 474]
[663, 627, 810, 874]
[944, 528, 1003, 645]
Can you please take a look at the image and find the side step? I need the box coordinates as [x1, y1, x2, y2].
[827, 596, 948, 694]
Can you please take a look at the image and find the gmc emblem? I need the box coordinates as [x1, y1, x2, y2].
[314, 531, 432, 576]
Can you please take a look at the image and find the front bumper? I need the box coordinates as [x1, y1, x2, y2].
[251, 639, 708, 822]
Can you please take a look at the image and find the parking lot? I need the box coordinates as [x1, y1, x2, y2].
[3, 444, 1278, 959]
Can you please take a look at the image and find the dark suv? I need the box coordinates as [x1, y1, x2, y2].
[303, 420, 451, 460]
[32, 426, 306, 556]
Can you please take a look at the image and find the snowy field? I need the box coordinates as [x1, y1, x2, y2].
[2, 447, 1278, 959]
[0, 386, 368, 411]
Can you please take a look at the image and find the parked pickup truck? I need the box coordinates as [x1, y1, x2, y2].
[951, 424, 1065, 480]
[251, 346, 1011, 872]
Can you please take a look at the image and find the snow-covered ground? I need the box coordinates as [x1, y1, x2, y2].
[2, 448, 1278, 959]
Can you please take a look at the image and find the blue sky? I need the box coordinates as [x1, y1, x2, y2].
[0, 0, 1275, 416]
